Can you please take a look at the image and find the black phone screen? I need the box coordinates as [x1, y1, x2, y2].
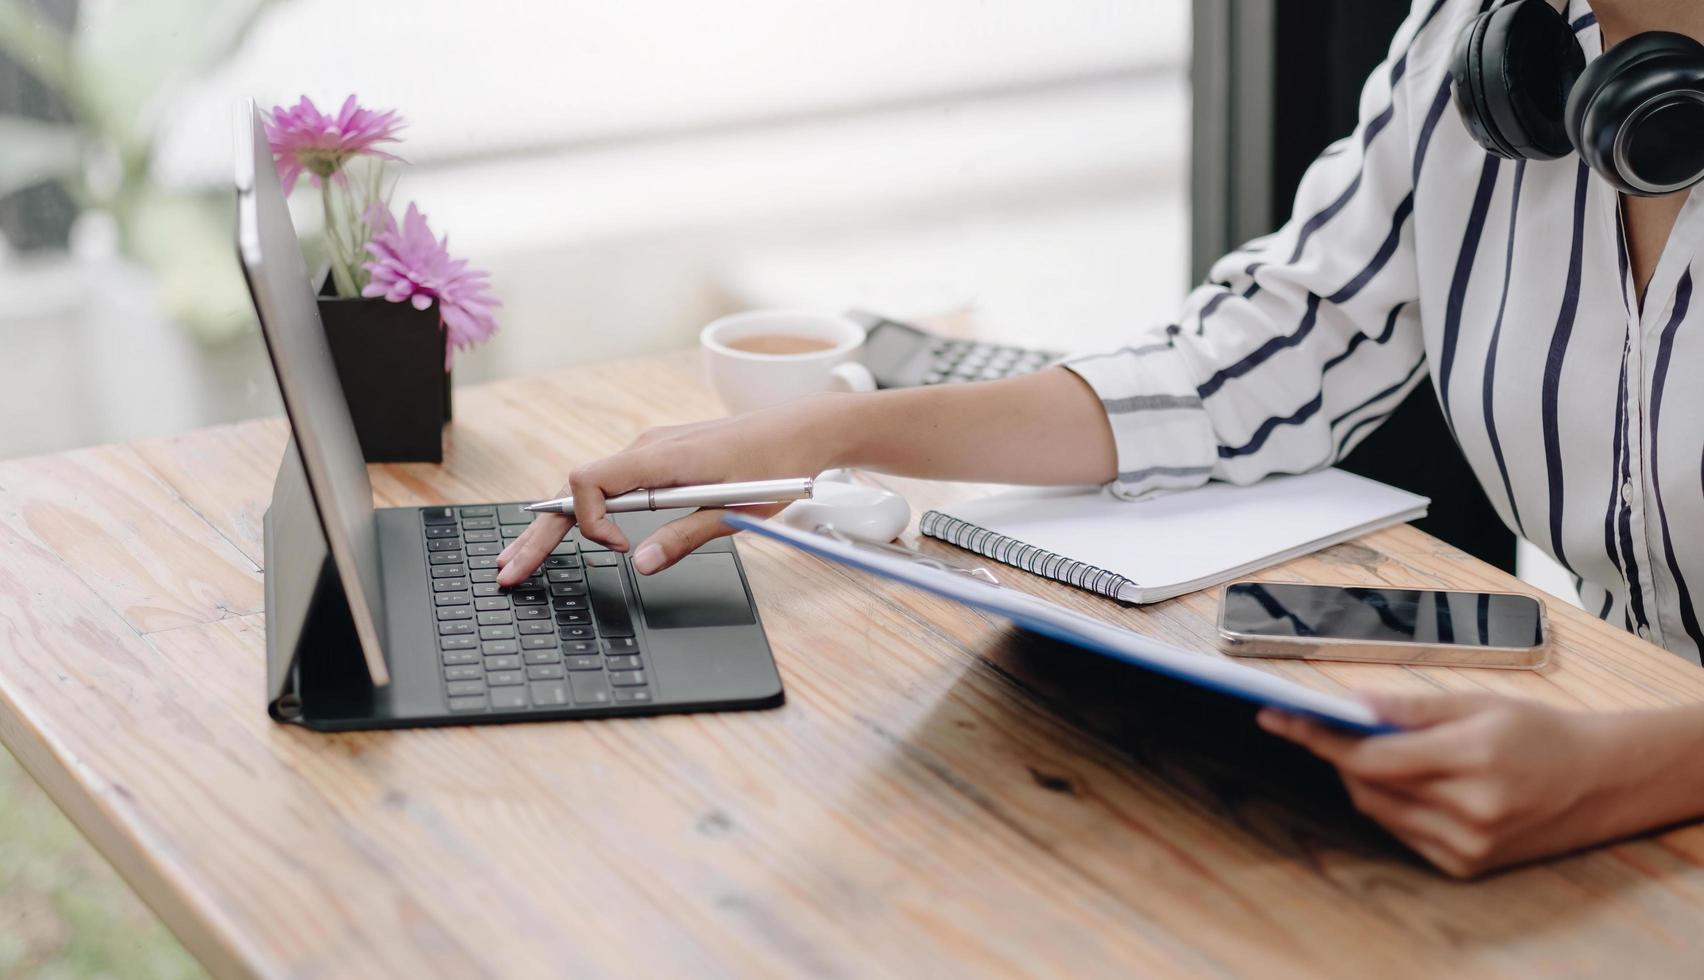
[1221, 582, 1543, 648]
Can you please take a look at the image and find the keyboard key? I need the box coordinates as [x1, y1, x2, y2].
[460, 516, 496, 530]
[586, 552, 620, 567]
[473, 583, 503, 596]
[501, 525, 525, 540]
[518, 620, 555, 636]
[431, 564, 467, 579]
[521, 634, 557, 650]
[466, 543, 502, 557]
[571, 673, 613, 705]
[511, 587, 547, 604]
[482, 639, 519, 656]
[514, 605, 550, 621]
[552, 595, 589, 612]
[484, 655, 522, 671]
[543, 556, 576, 569]
[547, 568, 584, 582]
[477, 611, 514, 626]
[475, 596, 510, 611]
[432, 577, 470, 592]
[609, 670, 647, 687]
[497, 505, 533, 525]
[435, 591, 472, 606]
[605, 654, 641, 671]
[490, 687, 528, 710]
[614, 688, 653, 704]
[459, 505, 496, 517]
[463, 529, 499, 544]
[479, 625, 516, 640]
[436, 606, 474, 621]
[444, 665, 483, 681]
[559, 625, 595, 642]
[440, 634, 478, 651]
[428, 551, 464, 565]
[487, 670, 525, 686]
[469, 556, 498, 570]
[550, 582, 588, 598]
[448, 695, 488, 712]
[446, 679, 486, 697]
[564, 640, 599, 655]
[427, 537, 462, 552]
[523, 649, 561, 665]
[442, 650, 479, 666]
[586, 566, 635, 637]
[555, 609, 592, 626]
[603, 637, 640, 654]
[421, 507, 456, 526]
[527, 664, 566, 680]
[425, 525, 459, 539]
[439, 621, 476, 636]
[471, 569, 499, 583]
[566, 655, 602, 671]
[530, 680, 571, 706]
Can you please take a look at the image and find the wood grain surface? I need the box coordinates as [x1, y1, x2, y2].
[4, 348, 1704, 979]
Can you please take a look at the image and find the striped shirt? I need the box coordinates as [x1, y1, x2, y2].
[1065, 0, 1704, 663]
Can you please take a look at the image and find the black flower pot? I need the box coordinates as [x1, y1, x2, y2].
[317, 289, 452, 463]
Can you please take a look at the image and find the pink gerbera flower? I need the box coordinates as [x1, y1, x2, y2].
[362, 203, 500, 367]
[265, 94, 404, 195]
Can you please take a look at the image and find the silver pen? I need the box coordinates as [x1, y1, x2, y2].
[523, 477, 815, 516]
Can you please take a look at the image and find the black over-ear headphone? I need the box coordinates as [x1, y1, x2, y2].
[1452, 0, 1704, 195]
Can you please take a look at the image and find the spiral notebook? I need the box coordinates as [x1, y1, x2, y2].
[919, 469, 1429, 604]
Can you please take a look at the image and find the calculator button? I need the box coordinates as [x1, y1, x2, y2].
[609, 670, 647, 687]
[459, 505, 496, 517]
[530, 680, 571, 706]
[519, 620, 555, 636]
[487, 670, 525, 687]
[441, 650, 479, 666]
[605, 654, 641, 671]
[425, 525, 459, 539]
[484, 656, 522, 671]
[448, 695, 488, 712]
[613, 688, 653, 704]
[528, 664, 567, 680]
[479, 625, 517, 641]
[432, 577, 469, 592]
[570, 673, 613, 705]
[497, 505, 533, 525]
[439, 621, 476, 636]
[489, 687, 528, 710]
[439, 634, 478, 651]
[421, 507, 456, 526]
[482, 639, 519, 656]
[446, 679, 486, 697]
[431, 565, 467, 579]
[435, 591, 472, 606]
[444, 665, 483, 681]
[521, 634, 558, 649]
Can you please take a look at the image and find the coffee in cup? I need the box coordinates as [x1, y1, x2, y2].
[700, 310, 877, 414]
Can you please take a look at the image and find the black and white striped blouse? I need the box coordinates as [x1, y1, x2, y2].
[1066, 0, 1704, 663]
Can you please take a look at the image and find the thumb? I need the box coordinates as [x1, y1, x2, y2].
[1361, 691, 1491, 730]
[630, 502, 785, 575]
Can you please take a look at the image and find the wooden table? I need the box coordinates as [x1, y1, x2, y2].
[5, 349, 1704, 978]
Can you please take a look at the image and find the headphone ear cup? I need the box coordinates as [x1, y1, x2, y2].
[1483, 0, 1584, 158]
[1567, 32, 1704, 194]
[1452, 9, 1519, 157]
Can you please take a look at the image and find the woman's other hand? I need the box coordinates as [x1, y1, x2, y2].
[1258, 692, 1644, 878]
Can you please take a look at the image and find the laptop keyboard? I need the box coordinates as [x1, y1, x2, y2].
[421, 504, 654, 714]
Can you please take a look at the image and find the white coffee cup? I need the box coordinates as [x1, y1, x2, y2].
[700, 310, 877, 414]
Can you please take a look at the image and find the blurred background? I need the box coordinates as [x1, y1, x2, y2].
[0, 0, 1189, 462]
[0, 0, 1187, 971]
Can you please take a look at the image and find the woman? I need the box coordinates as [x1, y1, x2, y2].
[499, 0, 1704, 876]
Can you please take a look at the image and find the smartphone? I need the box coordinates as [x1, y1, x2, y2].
[1217, 581, 1548, 669]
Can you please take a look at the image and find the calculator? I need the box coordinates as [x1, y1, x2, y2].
[848, 310, 1064, 388]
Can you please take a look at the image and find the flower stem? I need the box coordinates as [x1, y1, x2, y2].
[322, 183, 358, 298]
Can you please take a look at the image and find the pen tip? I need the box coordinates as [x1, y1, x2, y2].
[523, 504, 543, 512]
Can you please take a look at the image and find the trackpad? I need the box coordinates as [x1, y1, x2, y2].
[635, 553, 756, 629]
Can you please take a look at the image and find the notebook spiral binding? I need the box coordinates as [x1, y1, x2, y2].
[919, 510, 1136, 601]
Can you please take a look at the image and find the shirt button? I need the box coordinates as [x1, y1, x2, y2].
[1639, 625, 1653, 641]
[1622, 480, 1634, 504]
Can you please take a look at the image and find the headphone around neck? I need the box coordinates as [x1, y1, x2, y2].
[1451, 0, 1704, 195]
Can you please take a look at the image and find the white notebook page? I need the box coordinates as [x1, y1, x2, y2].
[934, 469, 1429, 593]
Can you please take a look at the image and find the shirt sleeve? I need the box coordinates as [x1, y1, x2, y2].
[1065, 0, 1446, 499]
